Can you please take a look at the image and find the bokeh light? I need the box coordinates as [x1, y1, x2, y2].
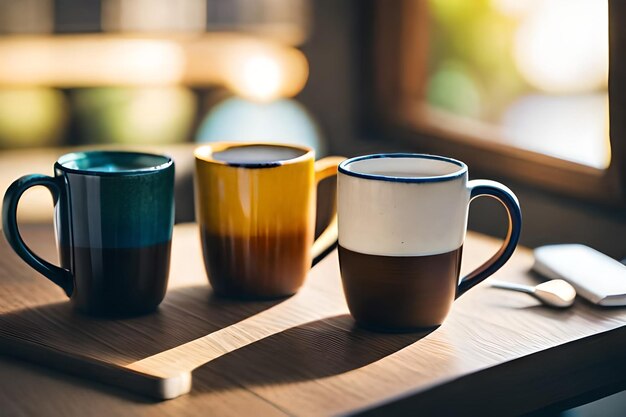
[235, 54, 283, 102]
[492, 0, 542, 18]
[220, 43, 309, 102]
[513, 0, 608, 93]
[502, 93, 610, 168]
[196, 97, 324, 155]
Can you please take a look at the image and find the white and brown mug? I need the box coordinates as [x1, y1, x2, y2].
[337, 153, 522, 332]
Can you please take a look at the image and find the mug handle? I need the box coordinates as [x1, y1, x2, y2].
[456, 179, 522, 298]
[311, 156, 345, 264]
[2, 174, 74, 296]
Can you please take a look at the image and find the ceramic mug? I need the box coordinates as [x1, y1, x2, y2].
[337, 153, 522, 331]
[2, 151, 175, 317]
[195, 142, 344, 298]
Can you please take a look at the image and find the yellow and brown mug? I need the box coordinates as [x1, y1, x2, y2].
[194, 142, 344, 298]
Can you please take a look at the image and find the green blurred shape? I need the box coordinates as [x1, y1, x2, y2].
[427, 62, 482, 118]
[426, 0, 529, 121]
[0, 88, 68, 148]
[429, 0, 488, 24]
[73, 87, 196, 145]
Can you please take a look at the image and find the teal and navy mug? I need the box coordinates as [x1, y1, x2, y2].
[2, 151, 175, 317]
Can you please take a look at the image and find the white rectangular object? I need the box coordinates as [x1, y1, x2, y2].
[533, 244, 626, 306]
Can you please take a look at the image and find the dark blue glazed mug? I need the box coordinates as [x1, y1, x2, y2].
[2, 151, 175, 317]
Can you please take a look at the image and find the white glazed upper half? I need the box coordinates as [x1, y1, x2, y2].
[338, 156, 471, 257]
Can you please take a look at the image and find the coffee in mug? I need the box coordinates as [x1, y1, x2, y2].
[195, 142, 344, 299]
[2, 151, 175, 317]
[337, 153, 522, 331]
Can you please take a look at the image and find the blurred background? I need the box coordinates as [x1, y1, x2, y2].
[0, 0, 316, 150]
[425, 0, 609, 168]
[0, 0, 625, 414]
[0, 0, 609, 165]
[3, 0, 621, 255]
[0, 0, 336, 223]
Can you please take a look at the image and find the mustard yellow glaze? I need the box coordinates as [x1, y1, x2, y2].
[194, 142, 343, 297]
[194, 143, 316, 238]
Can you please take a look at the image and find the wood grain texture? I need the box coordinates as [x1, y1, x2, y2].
[1, 224, 626, 416]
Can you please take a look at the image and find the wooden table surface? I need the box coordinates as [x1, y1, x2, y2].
[1, 224, 626, 417]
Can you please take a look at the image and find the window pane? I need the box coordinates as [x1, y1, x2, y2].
[425, 0, 610, 168]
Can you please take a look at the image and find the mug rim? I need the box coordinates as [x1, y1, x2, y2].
[338, 153, 468, 183]
[55, 150, 174, 177]
[194, 142, 314, 169]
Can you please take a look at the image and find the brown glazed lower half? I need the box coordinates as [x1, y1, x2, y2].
[201, 227, 311, 299]
[338, 245, 463, 331]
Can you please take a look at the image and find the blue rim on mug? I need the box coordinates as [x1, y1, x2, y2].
[194, 143, 314, 170]
[338, 153, 468, 183]
[55, 151, 174, 177]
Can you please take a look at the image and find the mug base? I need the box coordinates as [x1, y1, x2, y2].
[354, 319, 441, 334]
[73, 304, 160, 319]
[211, 288, 297, 301]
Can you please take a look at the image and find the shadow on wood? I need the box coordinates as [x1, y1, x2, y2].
[189, 314, 431, 392]
[0, 285, 283, 365]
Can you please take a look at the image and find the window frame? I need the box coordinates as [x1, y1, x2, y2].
[367, 0, 626, 205]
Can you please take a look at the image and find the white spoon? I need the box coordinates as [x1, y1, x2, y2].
[490, 279, 576, 308]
